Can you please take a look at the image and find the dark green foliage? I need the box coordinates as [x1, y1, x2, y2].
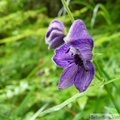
[0, 0, 120, 120]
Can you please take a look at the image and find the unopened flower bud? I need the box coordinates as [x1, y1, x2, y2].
[45, 20, 65, 49]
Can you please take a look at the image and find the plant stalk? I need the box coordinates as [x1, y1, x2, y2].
[61, 0, 74, 22]
[94, 61, 120, 113]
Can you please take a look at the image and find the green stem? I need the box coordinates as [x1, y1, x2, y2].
[61, 0, 74, 22]
[94, 61, 120, 113]
[105, 85, 120, 113]
[100, 66, 120, 94]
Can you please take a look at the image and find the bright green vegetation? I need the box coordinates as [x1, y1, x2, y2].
[0, 0, 120, 120]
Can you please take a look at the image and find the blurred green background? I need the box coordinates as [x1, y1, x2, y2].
[0, 0, 120, 120]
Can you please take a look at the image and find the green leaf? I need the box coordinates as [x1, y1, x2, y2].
[91, 3, 112, 28]
[29, 104, 49, 120]
[14, 85, 37, 117]
[37, 84, 100, 117]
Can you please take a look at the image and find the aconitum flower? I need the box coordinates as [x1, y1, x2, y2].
[53, 20, 95, 92]
[45, 20, 65, 49]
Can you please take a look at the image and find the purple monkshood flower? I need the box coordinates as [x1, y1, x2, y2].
[53, 19, 95, 92]
[45, 19, 65, 49]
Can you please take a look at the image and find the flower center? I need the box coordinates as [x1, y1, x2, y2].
[66, 47, 83, 66]
[66, 47, 89, 72]
[74, 54, 83, 66]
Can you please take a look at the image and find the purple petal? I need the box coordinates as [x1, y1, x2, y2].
[58, 63, 78, 90]
[64, 19, 93, 49]
[46, 30, 64, 44]
[49, 35, 64, 49]
[53, 44, 74, 68]
[45, 20, 65, 49]
[74, 61, 95, 92]
[46, 19, 64, 38]
[72, 41, 93, 61]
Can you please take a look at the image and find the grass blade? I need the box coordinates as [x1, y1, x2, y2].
[37, 84, 100, 117]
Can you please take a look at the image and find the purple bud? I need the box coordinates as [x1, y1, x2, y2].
[45, 20, 65, 49]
